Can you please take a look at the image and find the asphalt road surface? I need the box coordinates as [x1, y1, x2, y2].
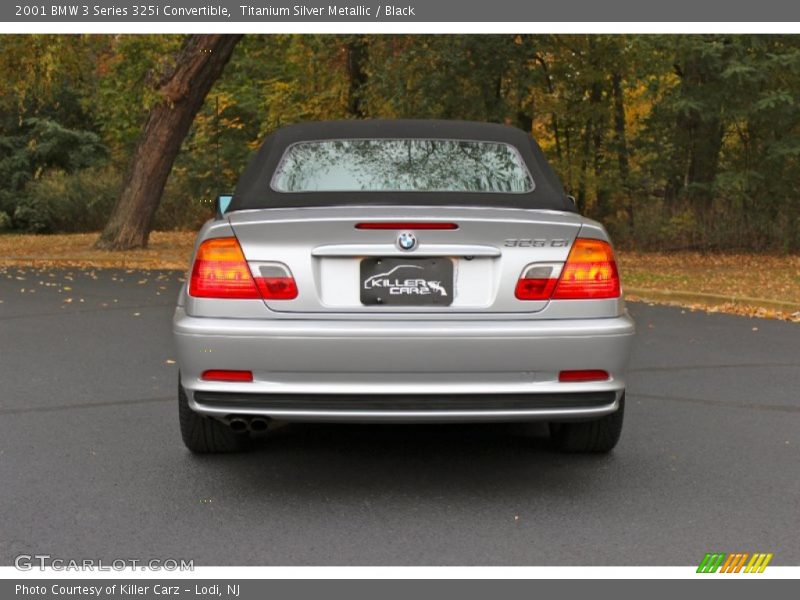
[1, 266, 798, 566]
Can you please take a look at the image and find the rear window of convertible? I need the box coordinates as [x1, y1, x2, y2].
[270, 139, 535, 193]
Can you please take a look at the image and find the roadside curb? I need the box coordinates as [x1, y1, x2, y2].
[625, 287, 800, 313]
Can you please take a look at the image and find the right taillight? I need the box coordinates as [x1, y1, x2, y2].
[189, 237, 298, 300]
[551, 238, 620, 299]
[515, 264, 560, 300]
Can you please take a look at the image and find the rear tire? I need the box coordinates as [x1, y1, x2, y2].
[550, 393, 625, 453]
[179, 380, 248, 453]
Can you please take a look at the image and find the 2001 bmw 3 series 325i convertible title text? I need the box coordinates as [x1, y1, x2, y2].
[173, 120, 635, 454]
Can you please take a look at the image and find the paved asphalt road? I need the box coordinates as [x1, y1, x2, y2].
[1, 266, 798, 566]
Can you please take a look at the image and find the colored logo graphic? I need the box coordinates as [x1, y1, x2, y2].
[697, 552, 773, 573]
[397, 232, 417, 251]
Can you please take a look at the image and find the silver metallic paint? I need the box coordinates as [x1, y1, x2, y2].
[175, 205, 634, 422]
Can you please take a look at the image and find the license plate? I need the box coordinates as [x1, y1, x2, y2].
[360, 257, 453, 306]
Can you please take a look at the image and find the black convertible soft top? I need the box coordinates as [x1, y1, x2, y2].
[230, 119, 573, 212]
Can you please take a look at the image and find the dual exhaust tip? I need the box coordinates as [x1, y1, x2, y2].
[228, 416, 269, 433]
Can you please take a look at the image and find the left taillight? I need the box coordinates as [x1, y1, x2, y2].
[189, 237, 261, 299]
[252, 265, 298, 300]
[189, 238, 299, 300]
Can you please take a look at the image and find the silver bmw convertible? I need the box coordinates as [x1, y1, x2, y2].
[173, 120, 635, 453]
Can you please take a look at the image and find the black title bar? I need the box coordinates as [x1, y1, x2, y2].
[5, 0, 800, 22]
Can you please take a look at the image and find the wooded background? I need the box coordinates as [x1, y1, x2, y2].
[1, 34, 799, 251]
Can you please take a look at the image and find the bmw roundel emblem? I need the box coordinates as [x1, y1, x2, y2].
[397, 232, 417, 251]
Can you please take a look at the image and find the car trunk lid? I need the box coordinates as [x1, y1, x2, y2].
[227, 206, 583, 314]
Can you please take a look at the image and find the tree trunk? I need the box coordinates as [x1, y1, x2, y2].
[611, 72, 630, 184]
[95, 34, 243, 250]
[664, 39, 726, 233]
[686, 117, 723, 238]
[534, 53, 562, 161]
[589, 80, 610, 221]
[344, 37, 367, 118]
[516, 110, 533, 134]
[579, 76, 604, 218]
[577, 120, 591, 210]
[564, 127, 573, 196]
[611, 71, 633, 227]
[681, 56, 724, 247]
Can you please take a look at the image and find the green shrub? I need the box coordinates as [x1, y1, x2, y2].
[12, 198, 54, 233]
[13, 167, 121, 233]
[0, 210, 11, 231]
[660, 210, 697, 248]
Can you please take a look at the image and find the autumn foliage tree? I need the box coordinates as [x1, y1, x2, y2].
[95, 34, 242, 250]
[2, 34, 800, 252]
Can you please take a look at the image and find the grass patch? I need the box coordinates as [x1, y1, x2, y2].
[619, 252, 800, 320]
[0, 231, 196, 270]
[619, 252, 800, 305]
[1, 232, 798, 320]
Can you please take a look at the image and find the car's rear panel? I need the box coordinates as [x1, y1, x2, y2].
[226, 206, 580, 315]
[175, 205, 634, 422]
[183, 206, 621, 320]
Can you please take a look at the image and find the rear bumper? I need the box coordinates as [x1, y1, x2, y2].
[190, 390, 622, 423]
[173, 308, 634, 422]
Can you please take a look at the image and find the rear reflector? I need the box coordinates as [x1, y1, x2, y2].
[255, 276, 298, 300]
[559, 369, 610, 382]
[355, 222, 458, 230]
[551, 238, 620, 299]
[201, 370, 253, 382]
[189, 237, 260, 299]
[515, 277, 558, 300]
